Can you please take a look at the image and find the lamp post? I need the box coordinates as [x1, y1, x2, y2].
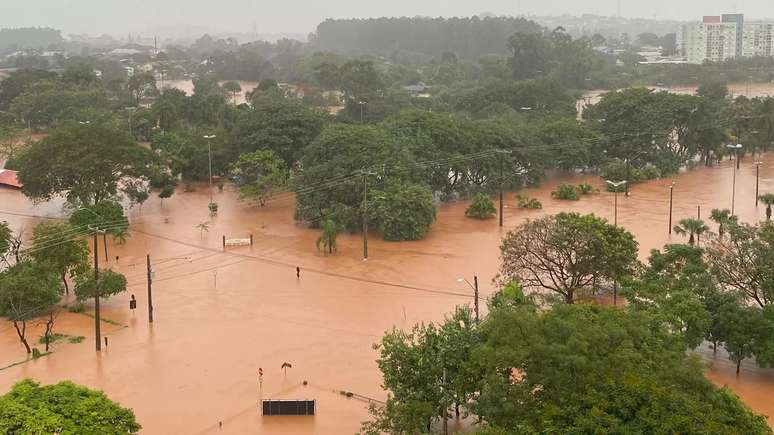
[457, 276, 479, 324]
[357, 101, 367, 124]
[668, 181, 675, 235]
[203, 134, 217, 206]
[727, 144, 743, 215]
[755, 161, 763, 206]
[606, 180, 627, 226]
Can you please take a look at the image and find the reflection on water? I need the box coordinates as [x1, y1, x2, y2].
[1, 153, 773, 433]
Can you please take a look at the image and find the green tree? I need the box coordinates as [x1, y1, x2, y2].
[230, 149, 287, 206]
[127, 72, 157, 106]
[15, 116, 156, 204]
[466, 193, 497, 219]
[231, 95, 327, 166]
[711, 208, 738, 238]
[674, 218, 710, 246]
[474, 303, 771, 434]
[718, 303, 761, 375]
[372, 182, 436, 241]
[498, 213, 638, 304]
[315, 219, 340, 255]
[706, 222, 774, 308]
[9, 80, 110, 130]
[0, 379, 141, 434]
[158, 184, 175, 207]
[759, 193, 774, 221]
[29, 222, 90, 295]
[550, 183, 580, 200]
[74, 268, 128, 302]
[221, 80, 242, 105]
[69, 200, 129, 240]
[622, 244, 713, 349]
[0, 262, 62, 354]
[366, 306, 480, 434]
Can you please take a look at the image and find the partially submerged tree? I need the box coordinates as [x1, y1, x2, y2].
[14, 116, 156, 205]
[0, 262, 62, 354]
[29, 222, 89, 294]
[498, 213, 638, 304]
[230, 149, 287, 206]
[316, 219, 340, 255]
[760, 193, 774, 221]
[74, 268, 128, 303]
[673, 218, 709, 246]
[465, 193, 497, 219]
[710, 208, 737, 238]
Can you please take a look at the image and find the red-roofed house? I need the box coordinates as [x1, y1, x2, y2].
[0, 169, 22, 189]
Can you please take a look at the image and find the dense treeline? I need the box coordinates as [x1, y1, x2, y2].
[312, 17, 542, 59]
[0, 27, 63, 54]
[366, 213, 774, 433]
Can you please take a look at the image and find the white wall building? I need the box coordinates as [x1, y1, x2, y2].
[679, 14, 774, 63]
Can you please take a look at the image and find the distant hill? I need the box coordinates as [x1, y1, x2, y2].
[0, 27, 64, 54]
[310, 16, 542, 59]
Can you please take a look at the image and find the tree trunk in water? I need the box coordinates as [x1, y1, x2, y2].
[689, 234, 695, 246]
[62, 271, 69, 295]
[736, 360, 741, 375]
[566, 290, 574, 304]
[13, 320, 31, 354]
[44, 312, 54, 352]
[713, 340, 718, 355]
[455, 403, 460, 418]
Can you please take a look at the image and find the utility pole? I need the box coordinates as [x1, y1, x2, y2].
[668, 183, 674, 235]
[697, 205, 701, 220]
[103, 234, 109, 262]
[358, 101, 367, 124]
[204, 134, 217, 205]
[755, 161, 763, 206]
[728, 144, 742, 214]
[91, 229, 102, 351]
[495, 150, 512, 227]
[362, 171, 376, 261]
[147, 254, 154, 323]
[442, 367, 448, 435]
[474, 275, 479, 324]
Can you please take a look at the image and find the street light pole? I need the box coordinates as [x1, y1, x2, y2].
[457, 276, 480, 324]
[358, 101, 367, 124]
[606, 180, 627, 226]
[362, 171, 376, 261]
[89, 227, 105, 352]
[727, 144, 743, 215]
[203, 135, 217, 205]
[668, 182, 675, 235]
[147, 254, 153, 323]
[495, 149, 513, 227]
[755, 161, 763, 206]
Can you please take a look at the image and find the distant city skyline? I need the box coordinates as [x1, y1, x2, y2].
[0, 0, 772, 37]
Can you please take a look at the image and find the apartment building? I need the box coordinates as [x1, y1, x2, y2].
[678, 14, 774, 63]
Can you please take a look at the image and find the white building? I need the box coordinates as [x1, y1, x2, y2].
[679, 14, 774, 63]
[742, 23, 774, 57]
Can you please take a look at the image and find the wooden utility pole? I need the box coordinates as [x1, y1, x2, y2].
[668, 184, 674, 234]
[93, 231, 101, 351]
[147, 254, 154, 323]
[362, 171, 376, 261]
[474, 275, 479, 324]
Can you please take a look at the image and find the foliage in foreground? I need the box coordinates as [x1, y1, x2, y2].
[0, 379, 141, 434]
[365, 298, 771, 434]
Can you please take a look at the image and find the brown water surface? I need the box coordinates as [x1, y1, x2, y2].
[1, 153, 774, 433]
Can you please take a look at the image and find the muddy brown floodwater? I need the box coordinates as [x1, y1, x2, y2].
[1, 153, 774, 434]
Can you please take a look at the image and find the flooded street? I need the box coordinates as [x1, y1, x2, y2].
[1, 152, 774, 433]
[162, 80, 259, 105]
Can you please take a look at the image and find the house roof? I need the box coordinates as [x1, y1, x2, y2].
[0, 169, 22, 188]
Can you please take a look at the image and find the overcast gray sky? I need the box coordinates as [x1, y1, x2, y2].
[0, 0, 771, 36]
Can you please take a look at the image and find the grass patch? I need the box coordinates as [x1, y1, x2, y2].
[37, 333, 67, 345]
[68, 336, 85, 344]
[79, 312, 125, 327]
[68, 303, 85, 313]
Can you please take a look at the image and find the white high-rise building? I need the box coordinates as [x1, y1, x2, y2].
[742, 23, 774, 57]
[679, 14, 774, 64]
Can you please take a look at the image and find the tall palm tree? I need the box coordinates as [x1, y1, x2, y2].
[759, 193, 774, 221]
[673, 218, 709, 246]
[709, 208, 737, 238]
[316, 219, 340, 256]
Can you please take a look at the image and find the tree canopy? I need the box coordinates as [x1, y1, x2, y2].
[0, 379, 140, 434]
